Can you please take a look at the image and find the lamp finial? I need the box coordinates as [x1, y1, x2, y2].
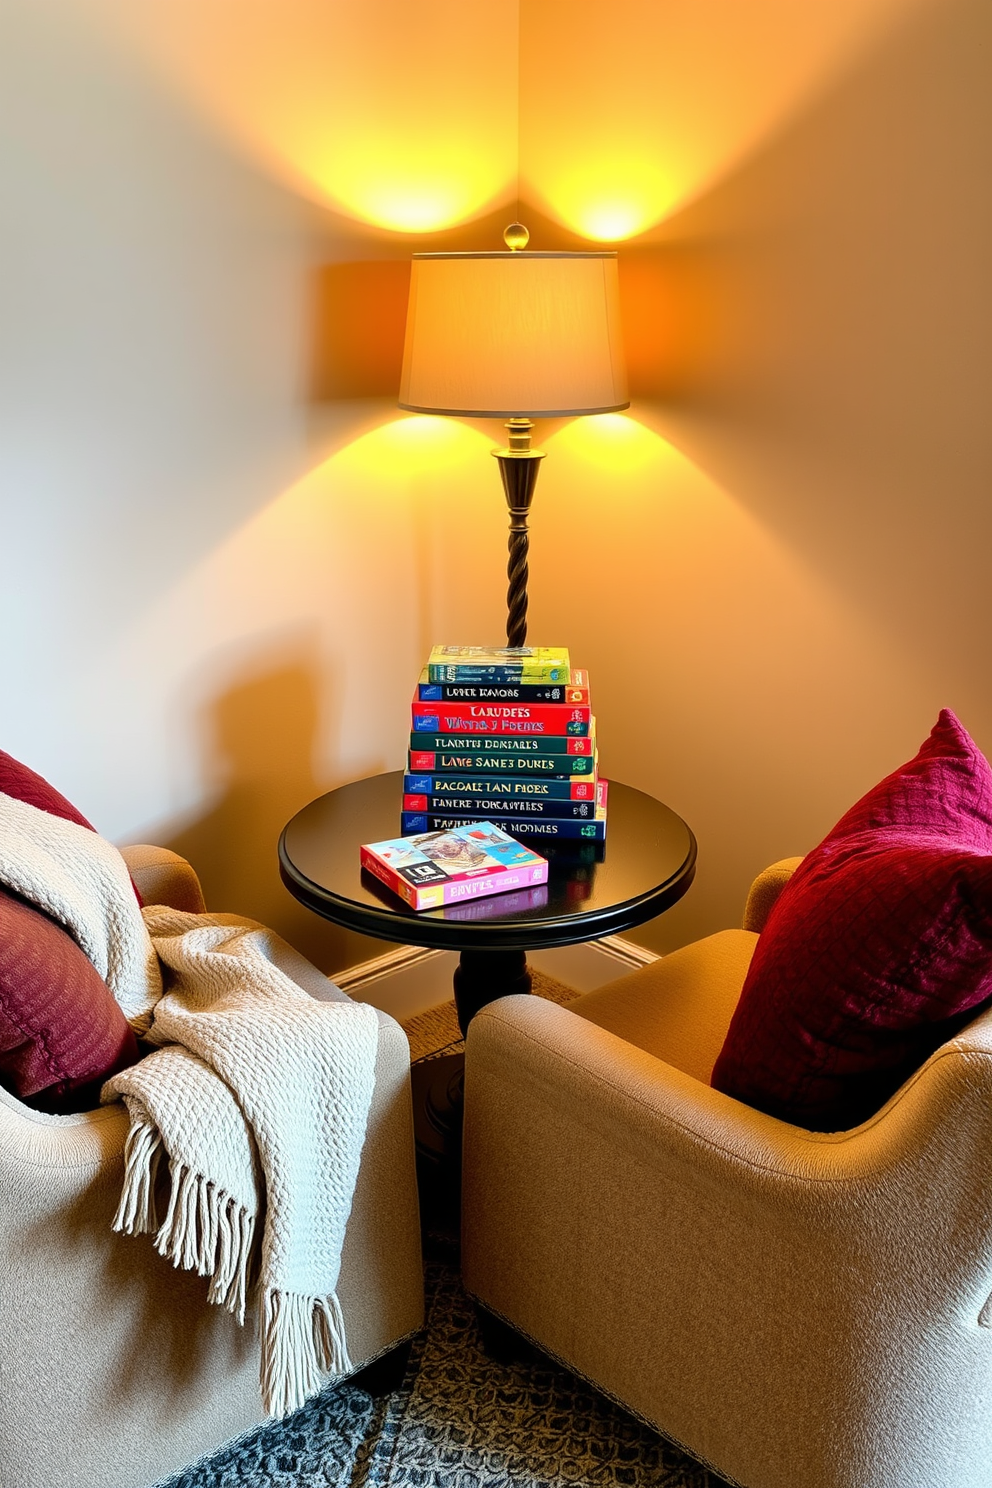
[503, 221, 529, 251]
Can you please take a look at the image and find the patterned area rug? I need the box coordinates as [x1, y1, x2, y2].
[161, 1260, 727, 1488]
[402, 967, 582, 1062]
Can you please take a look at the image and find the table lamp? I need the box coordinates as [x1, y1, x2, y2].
[399, 224, 628, 645]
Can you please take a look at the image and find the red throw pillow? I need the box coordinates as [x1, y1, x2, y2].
[712, 710, 992, 1131]
[0, 888, 140, 1113]
[0, 750, 96, 829]
[0, 749, 143, 906]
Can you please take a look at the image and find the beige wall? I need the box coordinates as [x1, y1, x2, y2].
[0, 0, 518, 971]
[1, 0, 989, 967]
[519, 0, 992, 951]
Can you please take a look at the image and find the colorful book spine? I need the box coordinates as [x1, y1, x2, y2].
[409, 749, 596, 778]
[410, 731, 595, 758]
[416, 668, 589, 705]
[403, 772, 598, 801]
[427, 646, 570, 684]
[411, 703, 591, 737]
[403, 794, 601, 820]
[400, 809, 607, 841]
[404, 779, 607, 818]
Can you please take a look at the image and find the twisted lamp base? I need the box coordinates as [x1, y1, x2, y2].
[492, 418, 545, 648]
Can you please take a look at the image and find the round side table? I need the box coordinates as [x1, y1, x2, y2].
[279, 772, 696, 1175]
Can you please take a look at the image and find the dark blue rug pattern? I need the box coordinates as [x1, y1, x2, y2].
[160, 1264, 726, 1488]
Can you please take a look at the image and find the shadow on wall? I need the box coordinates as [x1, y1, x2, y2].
[165, 642, 392, 976]
[305, 205, 518, 404]
[309, 260, 410, 401]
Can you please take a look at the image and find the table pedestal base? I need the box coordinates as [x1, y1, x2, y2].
[413, 948, 531, 1191]
[452, 948, 531, 1035]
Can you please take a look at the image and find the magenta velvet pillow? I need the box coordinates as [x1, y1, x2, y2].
[0, 888, 139, 1112]
[712, 710, 992, 1131]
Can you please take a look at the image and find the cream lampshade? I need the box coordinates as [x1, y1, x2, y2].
[399, 226, 628, 644]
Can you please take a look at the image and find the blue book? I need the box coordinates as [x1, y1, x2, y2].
[401, 809, 607, 842]
[417, 668, 589, 704]
[404, 794, 601, 821]
[403, 773, 598, 803]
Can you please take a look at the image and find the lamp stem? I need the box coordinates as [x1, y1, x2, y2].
[493, 418, 545, 647]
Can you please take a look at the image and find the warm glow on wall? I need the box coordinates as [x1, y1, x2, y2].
[546, 159, 678, 243]
[129, 414, 496, 691]
[551, 413, 662, 473]
[520, 0, 931, 239]
[341, 414, 490, 478]
[87, 0, 517, 231]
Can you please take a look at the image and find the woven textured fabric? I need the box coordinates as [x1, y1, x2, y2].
[0, 888, 138, 1110]
[0, 791, 161, 1031]
[712, 709, 992, 1131]
[106, 904, 381, 1419]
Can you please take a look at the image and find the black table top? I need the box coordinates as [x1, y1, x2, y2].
[279, 772, 696, 953]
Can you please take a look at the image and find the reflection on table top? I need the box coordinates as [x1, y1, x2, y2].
[279, 771, 696, 952]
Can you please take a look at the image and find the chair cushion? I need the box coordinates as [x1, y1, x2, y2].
[711, 709, 992, 1131]
[572, 930, 758, 1085]
[0, 888, 140, 1112]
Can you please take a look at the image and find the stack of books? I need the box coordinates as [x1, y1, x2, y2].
[401, 645, 607, 843]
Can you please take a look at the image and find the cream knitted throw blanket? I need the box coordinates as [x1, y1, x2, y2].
[0, 792, 380, 1417]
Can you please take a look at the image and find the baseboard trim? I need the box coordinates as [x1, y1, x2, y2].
[333, 943, 442, 993]
[593, 934, 658, 971]
[332, 934, 657, 999]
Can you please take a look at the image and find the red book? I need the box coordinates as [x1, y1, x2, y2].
[411, 697, 592, 737]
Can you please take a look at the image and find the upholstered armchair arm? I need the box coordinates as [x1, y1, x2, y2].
[121, 844, 206, 913]
[462, 995, 992, 1486]
[742, 855, 803, 931]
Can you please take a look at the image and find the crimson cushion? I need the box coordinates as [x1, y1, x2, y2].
[0, 750, 96, 829]
[0, 888, 139, 1112]
[0, 749, 144, 1108]
[712, 710, 992, 1131]
[0, 748, 142, 906]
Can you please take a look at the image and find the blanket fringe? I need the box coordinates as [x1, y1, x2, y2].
[146, 1157, 256, 1326]
[260, 1287, 352, 1418]
[112, 1116, 164, 1236]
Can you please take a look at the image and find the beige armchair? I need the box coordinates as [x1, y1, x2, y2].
[462, 859, 992, 1488]
[0, 847, 424, 1488]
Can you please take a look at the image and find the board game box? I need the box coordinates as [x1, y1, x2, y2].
[360, 821, 549, 912]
